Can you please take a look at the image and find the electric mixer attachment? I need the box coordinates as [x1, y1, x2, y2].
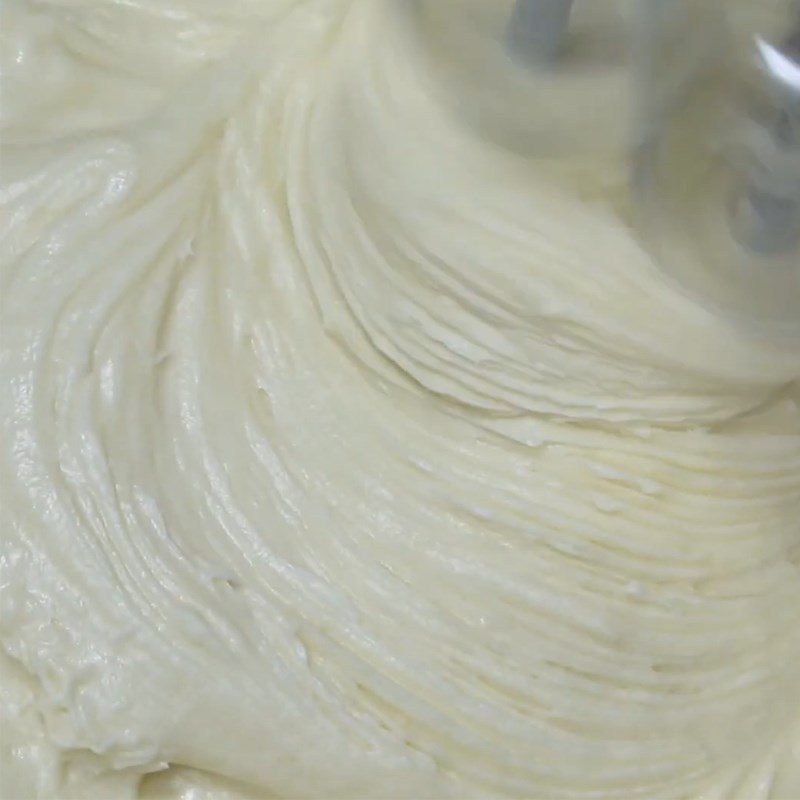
[732, 27, 800, 255]
[512, 1, 800, 253]
[411, 0, 800, 334]
[634, 0, 800, 335]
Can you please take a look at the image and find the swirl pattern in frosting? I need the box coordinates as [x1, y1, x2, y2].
[1, 1, 799, 798]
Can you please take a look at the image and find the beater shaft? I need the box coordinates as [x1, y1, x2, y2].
[507, 0, 574, 63]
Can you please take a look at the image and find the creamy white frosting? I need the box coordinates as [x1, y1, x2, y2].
[1, 1, 800, 799]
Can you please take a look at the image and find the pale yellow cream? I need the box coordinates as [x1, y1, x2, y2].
[1, 1, 799, 799]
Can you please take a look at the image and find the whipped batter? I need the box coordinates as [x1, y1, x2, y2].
[2, 1, 800, 798]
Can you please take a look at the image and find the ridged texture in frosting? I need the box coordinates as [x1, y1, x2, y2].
[1, 1, 799, 798]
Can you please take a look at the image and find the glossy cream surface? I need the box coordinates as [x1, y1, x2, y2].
[1, 1, 800, 798]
